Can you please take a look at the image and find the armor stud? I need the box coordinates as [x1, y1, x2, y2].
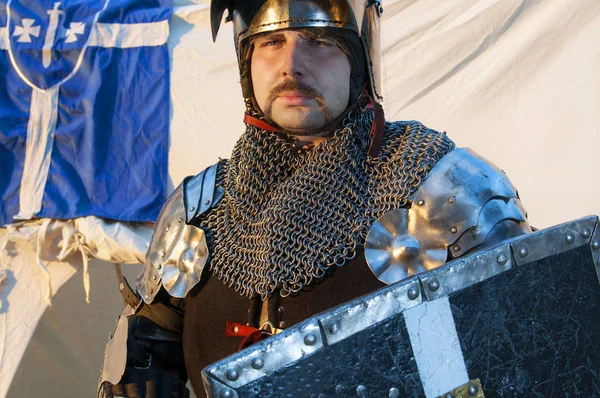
[582, 228, 591, 239]
[407, 286, 419, 300]
[304, 333, 317, 346]
[388, 387, 400, 398]
[225, 368, 239, 381]
[428, 278, 440, 292]
[251, 358, 264, 370]
[565, 233, 575, 244]
[221, 389, 234, 398]
[518, 246, 529, 258]
[328, 320, 341, 335]
[592, 240, 600, 250]
[356, 385, 367, 397]
[497, 254, 508, 265]
[467, 383, 479, 396]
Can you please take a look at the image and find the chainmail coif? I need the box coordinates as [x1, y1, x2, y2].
[195, 109, 454, 298]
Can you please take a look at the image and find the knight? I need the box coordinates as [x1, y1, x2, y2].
[98, 1, 530, 396]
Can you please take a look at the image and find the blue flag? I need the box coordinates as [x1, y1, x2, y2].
[0, 0, 171, 226]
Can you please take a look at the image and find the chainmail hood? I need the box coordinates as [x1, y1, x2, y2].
[194, 109, 454, 298]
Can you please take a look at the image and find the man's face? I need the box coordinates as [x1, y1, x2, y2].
[250, 29, 351, 135]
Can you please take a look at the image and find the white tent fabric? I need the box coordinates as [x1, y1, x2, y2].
[3, 0, 599, 396]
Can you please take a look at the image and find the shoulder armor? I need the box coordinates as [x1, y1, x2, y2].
[137, 163, 224, 303]
[365, 148, 531, 284]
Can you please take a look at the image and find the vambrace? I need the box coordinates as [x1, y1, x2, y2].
[98, 280, 189, 398]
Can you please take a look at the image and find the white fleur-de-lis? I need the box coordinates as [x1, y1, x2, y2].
[13, 18, 41, 43]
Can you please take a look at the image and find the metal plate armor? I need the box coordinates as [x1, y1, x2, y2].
[202, 216, 600, 397]
[365, 148, 531, 284]
[137, 163, 223, 304]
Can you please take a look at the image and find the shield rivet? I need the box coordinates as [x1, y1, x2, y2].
[565, 233, 575, 244]
[221, 390, 234, 398]
[205, 200, 211, 206]
[445, 394, 456, 398]
[165, 225, 169, 232]
[356, 385, 367, 397]
[453, 245, 461, 252]
[157, 264, 162, 270]
[467, 384, 478, 396]
[251, 358, 264, 370]
[389, 387, 400, 398]
[497, 254, 508, 265]
[592, 240, 600, 250]
[226, 368, 239, 381]
[518, 246, 529, 258]
[582, 228, 591, 239]
[450, 227, 457, 234]
[417, 200, 424, 206]
[428, 278, 440, 292]
[448, 196, 455, 203]
[152, 275, 157, 281]
[119, 283, 124, 291]
[189, 207, 195, 212]
[304, 333, 317, 346]
[407, 286, 420, 300]
[329, 320, 341, 335]
[159, 251, 165, 258]
[178, 218, 183, 223]
[145, 294, 149, 300]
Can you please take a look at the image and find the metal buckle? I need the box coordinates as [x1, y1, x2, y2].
[134, 352, 153, 370]
[260, 321, 283, 335]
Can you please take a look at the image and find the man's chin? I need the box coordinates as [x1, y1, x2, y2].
[271, 116, 328, 136]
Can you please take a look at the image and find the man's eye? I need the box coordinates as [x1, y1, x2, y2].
[261, 40, 283, 47]
[308, 39, 331, 46]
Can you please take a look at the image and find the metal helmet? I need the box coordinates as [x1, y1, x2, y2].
[210, 0, 384, 104]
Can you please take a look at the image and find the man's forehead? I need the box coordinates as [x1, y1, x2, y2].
[253, 28, 332, 41]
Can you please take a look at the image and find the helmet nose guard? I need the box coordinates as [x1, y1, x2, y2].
[210, 0, 384, 103]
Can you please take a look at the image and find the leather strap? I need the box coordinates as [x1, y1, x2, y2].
[118, 274, 184, 334]
[243, 113, 282, 133]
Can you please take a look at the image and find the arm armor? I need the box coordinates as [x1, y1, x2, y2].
[98, 163, 223, 397]
[411, 147, 531, 258]
[365, 148, 531, 284]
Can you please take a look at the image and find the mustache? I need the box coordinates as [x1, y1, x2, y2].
[263, 80, 330, 121]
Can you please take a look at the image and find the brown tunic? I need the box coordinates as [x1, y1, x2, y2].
[182, 251, 385, 397]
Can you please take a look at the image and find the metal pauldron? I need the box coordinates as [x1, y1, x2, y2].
[137, 163, 223, 303]
[365, 148, 531, 284]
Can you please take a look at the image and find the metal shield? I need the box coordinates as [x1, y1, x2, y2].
[203, 216, 600, 397]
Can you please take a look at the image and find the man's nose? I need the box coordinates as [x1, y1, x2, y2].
[280, 40, 307, 78]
